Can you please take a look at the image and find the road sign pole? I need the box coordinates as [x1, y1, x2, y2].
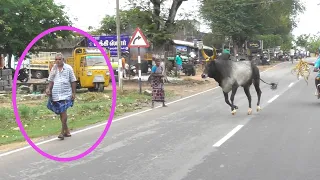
[127, 27, 150, 94]
[138, 47, 142, 94]
[116, 0, 123, 92]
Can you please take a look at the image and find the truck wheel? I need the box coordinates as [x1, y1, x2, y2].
[98, 83, 104, 92]
[88, 88, 96, 92]
[76, 83, 81, 89]
[35, 71, 44, 79]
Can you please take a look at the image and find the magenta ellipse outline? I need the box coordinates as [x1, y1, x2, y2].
[11, 26, 117, 162]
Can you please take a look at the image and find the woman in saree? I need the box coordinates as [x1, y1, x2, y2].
[150, 59, 167, 108]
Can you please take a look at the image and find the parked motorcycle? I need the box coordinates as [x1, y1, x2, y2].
[129, 64, 136, 76]
[261, 52, 270, 65]
[308, 62, 320, 99]
[3, 67, 29, 82]
[182, 63, 196, 76]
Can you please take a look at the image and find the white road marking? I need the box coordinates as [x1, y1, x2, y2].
[288, 82, 294, 88]
[213, 125, 244, 147]
[267, 95, 280, 103]
[0, 62, 286, 158]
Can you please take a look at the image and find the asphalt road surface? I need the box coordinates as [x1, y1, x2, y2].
[1, 58, 319, 180]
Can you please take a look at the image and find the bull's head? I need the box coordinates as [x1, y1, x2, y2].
[200, 48, 217, 61]
[201, 48, 217, 79]
[201, 61, 217, 79]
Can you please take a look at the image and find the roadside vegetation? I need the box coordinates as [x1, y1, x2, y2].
[0, 88, 175, 145]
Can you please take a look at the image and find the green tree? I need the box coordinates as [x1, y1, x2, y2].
[201, 33, 226, 49]
[104, 0, 188, 49]
[92, 9, 154, 36]
[253, 34, 283, 49]
[280, 34, 295, 51]
[295, 34, 310, 48]
[0, 0, 73, 68]
[199, 0, 305, 53]
[304, 34, 320, 53]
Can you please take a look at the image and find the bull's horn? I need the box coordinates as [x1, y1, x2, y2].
[211, 47, 217, 60]
[200, 49, 210, 61]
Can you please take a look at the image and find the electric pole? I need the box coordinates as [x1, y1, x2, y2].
[116, 0, 123, 92]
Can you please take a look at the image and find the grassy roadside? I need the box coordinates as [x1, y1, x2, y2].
[0, 89, 176, 146]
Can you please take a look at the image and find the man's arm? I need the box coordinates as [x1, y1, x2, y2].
[47, 81, 54, 90]
[151, 66, 156, 74]
[308, 62, 315, 66]
[312, 57, 320, 72]
[46, 65, 55, 95]
[315, 58, 320, 68]
[71, 81, 76, 94]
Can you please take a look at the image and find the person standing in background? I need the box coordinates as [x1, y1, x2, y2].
[121, 56, 126, 78]
[150, 59, 167, 108]
[290, 47, 295, 62]
[175, 53, 183, 76]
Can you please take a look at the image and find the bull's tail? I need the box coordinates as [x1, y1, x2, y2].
[260, 78, 278, 90]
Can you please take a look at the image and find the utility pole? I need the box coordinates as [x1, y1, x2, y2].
[116, 0, 123, 92]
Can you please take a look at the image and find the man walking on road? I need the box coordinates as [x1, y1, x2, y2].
[290, 47, 295, 62]
[45, 53, 77, 140]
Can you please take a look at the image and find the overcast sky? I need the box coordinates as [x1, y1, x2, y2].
[54, 0, 320, 37]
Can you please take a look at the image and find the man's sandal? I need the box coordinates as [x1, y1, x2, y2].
[58, 134, 64, 140]
[64, 133, 72, 137]
[64, 129, 72, 137]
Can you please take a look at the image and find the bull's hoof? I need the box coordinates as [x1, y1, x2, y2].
[234, 105, 238, 109]
[231, 110, 237, 115]
[247, 108, 252, 115]
[257, 106, 261, 112]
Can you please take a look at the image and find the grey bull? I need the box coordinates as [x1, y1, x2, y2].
[200, 49, 278, 115]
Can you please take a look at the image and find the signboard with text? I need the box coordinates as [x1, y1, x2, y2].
[87, 35, 130, 57]
[193, 39, 203, 49]
[176, 45, 188, 55]
[246, 40, 262, 50]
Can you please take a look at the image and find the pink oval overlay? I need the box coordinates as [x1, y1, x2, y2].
[11, 26, 117, 162]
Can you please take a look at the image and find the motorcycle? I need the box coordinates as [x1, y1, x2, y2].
[261, 52, 270, 65]
[308, 62, 320, 99]
[15, 68, 29, 82]
[4, 67, 29, 82]
[279, 54, 289, 62]
[182, 61, 196, 76]
[129, 64, 136, 76]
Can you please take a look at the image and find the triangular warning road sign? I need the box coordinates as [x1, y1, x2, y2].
[128, 27, 150, 48]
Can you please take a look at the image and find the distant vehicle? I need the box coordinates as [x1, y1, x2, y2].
[29, 52, 58, 79]
[65, 47, 112, 92]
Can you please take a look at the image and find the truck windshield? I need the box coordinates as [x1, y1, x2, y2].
[85, 56, 107, 66]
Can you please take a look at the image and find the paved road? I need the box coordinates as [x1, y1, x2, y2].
[1, 59, 318, 180]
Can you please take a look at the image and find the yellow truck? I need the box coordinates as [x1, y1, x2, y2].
[66, 47, 111, 92]
[29, 52, 57, 79]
